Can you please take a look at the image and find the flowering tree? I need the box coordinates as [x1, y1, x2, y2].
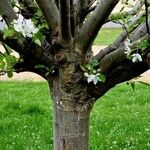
[0, 0, 150, 149]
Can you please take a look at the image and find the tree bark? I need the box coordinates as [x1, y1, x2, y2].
[53, 103, 90, 150]
[50, 79, 93, 150]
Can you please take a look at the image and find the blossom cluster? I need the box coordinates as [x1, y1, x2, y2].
[12, 14, 38, 38]
[84, 72, 101, 85]
[124, 38, 142, 62]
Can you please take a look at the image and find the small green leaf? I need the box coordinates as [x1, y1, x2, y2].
[98, 74, 106, 82]
[45, 72, 50, 77]
[7, 70, 13, 78]
[34, 39, 41, 46]
[80, 65, 86, 72]
[3, 28, 15, 39]
[5, 55, 17, 68]
[35, 64, 45, 69]
[140, 40, 150, 51]
[91, 59, 99, 67]
[86, 64, 92, 70]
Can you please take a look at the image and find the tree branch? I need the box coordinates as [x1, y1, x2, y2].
[0, 0, 16, 23]
[18, 0, 38, 19]
[77, 0, 120, 51]
[76, 0, 96, 25]
[130, 16, 150, 42]
[59, 0, 72, 46]
[96, 34, 150, 73]
[0, 31, 54, 70]
[35, 0, 59, 37]
[88, 60, 149, 99]
[144, 0, 150, 35]
[94, 12, 150, 62]
[70, 0, 76, 37]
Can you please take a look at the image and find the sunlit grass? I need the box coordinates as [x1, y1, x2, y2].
[0, 81, 150, 149]
[94, 28, 122, 45]
[90, 84, 150, 150]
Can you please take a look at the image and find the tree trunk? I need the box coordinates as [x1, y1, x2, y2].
[53, 103, 90, 150]
[50, 79, 92, 150]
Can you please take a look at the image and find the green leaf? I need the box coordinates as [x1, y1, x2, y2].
[35, 10, 43, 18]
[140, 40, 150, 51]
[0, 54, 6, 69]
[45, 72, 50, 77]
[3, 28, 15, 39]
[7, 70, 13, 78]
[34, 39, 41, 46]
[5, 55, 17, 68]
[35, 64, 45, 69]
[98, 74, 106, 82]
[33, 31, 45, 46]
[91, 59, 99, 67]
[86, 64, 92, 70]
[34, 31, 43, 39]
[80, 65, 87, 72]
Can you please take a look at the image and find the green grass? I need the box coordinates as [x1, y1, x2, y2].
[0, 81, 150, 150]
[94, 28, 122, 45]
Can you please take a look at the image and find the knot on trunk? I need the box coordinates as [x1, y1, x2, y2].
[54, 53, 66, 64]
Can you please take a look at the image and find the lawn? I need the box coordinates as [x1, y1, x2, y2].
[0, 81, 150, 150]
[94, 28, 122, 45]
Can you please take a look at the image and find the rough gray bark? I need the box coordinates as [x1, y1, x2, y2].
[53, 106, 90, 150]
[51, 75, 93, 150]
[0, 0, 17, 23]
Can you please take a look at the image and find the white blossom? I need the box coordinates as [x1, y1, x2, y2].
[13, 14, 24, 32]
[132, 53, 142, 62]
[84, 72, 100, 85]
[124, 38, 131, 47]
[125, 47, 131, 55]
[12, 14, 38, 38]
[124, 38, 131, 55]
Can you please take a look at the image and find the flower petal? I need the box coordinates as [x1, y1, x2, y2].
[137, 54, 142, 61]
[84, 72, 89, 77]
[132, 56, 137, 62]
[87, 77, 92, 83]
